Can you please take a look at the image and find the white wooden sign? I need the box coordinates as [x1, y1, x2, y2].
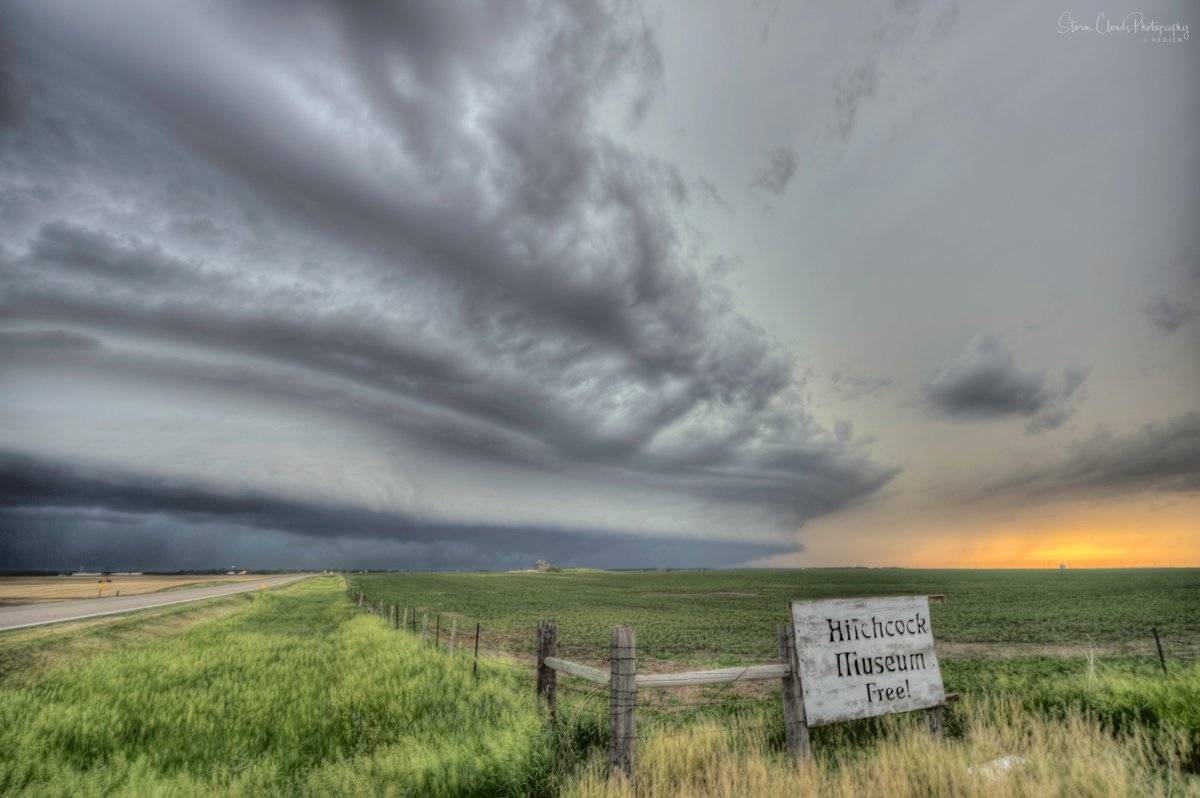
[791, 595, 944, 727]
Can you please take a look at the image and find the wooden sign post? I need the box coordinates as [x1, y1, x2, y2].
[790, 596, 946, 730]
[777, 623, 810, 761]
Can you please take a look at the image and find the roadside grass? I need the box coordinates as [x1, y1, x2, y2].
[562, 697, 1199, 797]
[0, 592, 257, 686]
[0, 576, 554, 797]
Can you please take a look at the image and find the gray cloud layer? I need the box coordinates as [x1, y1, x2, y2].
[987, 412, 1200, 500]
[0, 450, 790, 570]
[0, 0, 896, 567]
[923, 335, 1087, 433]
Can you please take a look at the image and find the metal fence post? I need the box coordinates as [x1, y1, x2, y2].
[473, 623, 481, 677]
[1152, 626, 1168, 674]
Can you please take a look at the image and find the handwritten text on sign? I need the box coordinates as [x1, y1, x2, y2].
[791, 595, 944, 726]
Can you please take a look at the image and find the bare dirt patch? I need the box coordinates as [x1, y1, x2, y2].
[638, 591, 759, 598]
[937, 640, 1200, 658]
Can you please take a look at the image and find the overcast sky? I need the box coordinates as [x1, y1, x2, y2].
[1, 0, 1197, 571]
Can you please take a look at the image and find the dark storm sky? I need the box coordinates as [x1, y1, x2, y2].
[1, 0, 1197, 569]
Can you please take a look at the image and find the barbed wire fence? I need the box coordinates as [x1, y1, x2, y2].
[342, 579, 1197, 781]
[341, 582, 805, 769]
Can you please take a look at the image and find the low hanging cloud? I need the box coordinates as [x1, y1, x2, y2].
[0, 451, 794, 570]
[987, 412, 1200, 500]
[0, 0, 897, 567]
[923, 335, 1087, 433]
[1144, 296, 1196, 333]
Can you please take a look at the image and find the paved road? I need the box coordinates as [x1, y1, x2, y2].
[0, 574, 312, 632]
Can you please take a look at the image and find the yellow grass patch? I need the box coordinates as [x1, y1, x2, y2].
[0, 574, 266, 605]
[564, 698, 1198, 797]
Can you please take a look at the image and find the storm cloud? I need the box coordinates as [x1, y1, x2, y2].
[0, 0, 895, 568]
[3, 0, 1196, 570]
[0, 451, 791, 570]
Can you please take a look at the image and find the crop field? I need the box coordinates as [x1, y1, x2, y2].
[347, 568, 1200, 664]
[0, 574, 266, 605]
[2, 570, 1197, 796]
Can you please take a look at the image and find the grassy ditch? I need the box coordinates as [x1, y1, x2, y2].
[0, 576, 553, 797]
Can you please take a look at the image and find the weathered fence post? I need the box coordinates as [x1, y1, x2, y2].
[473, 623, 481, 677]
[536, 620, 558, 721]
[421, 613, 428, 641]
[410, 608, 416, 634]
[778, 623, 811, 762]
[435, 614, 441, 648]
[402, 606, 409, 631]
[609, 625, 636, 781]
[927, 705, 945, 737]
[357, 591, 363, 608]
[449, 618, 458, 651]
[1152, 626, 1168, 674]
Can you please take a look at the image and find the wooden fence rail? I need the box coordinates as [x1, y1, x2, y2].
[635, 663, 789, 688]
[535, 618, 958, 781]
[544, 656, 606, 684]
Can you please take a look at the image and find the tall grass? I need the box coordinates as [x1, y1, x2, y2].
[563, 698, 1198, 797]
[948, 656, 1200, 751]
[0, 577, 554, 797]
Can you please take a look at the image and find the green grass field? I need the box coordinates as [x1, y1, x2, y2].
[2, 570, 1197, 796]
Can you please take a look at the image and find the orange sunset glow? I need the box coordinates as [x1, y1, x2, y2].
[772, 495, 1200, 569]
